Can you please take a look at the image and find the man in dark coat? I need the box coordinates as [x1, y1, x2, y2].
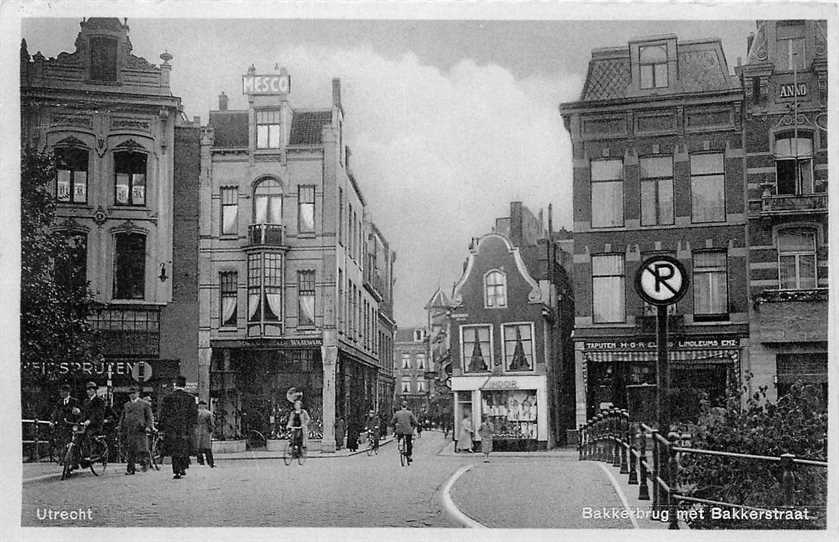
[81, 381, 105, 435]
[159, 376, 198, 479]
[119, 386, 154, 474]
[49, 384, 80, 448]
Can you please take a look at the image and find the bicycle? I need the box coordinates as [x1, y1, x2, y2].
[365, 429, 380, 456]
[397, 434, 409, 467]
[146, 429, 162, 471]
[60, 420, 109, 480]
[283, 427, 306, 466]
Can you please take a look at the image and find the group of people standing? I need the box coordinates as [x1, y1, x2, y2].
[456, 415, 495, 462]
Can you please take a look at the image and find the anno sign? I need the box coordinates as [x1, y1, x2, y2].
[778, 83, 808, 99]
[242, 74, 291, 95]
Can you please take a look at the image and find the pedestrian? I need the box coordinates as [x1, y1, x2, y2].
[119, 385, 154, 474]
[159, 376, 198, 480]
[456, 414, 473, 453]
[193, 400, 215, 467]
[334, 416, 346, 450]
[478, 418, 495, 462]
[346, 420, 359, 452]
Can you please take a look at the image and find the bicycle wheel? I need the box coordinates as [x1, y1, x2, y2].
[61, 444, 74, 480]
[89, 440, 108, 476]
[150, 438, 162, 470]
[282, 441, 292, 466]
[297, 444, 306, 466]
[366, 436, 375, 456]
[398, 439, 406, 467]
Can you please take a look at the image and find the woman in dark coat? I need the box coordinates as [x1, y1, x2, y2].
[334, 417, 346, 450]
[346, 420, 360, 452]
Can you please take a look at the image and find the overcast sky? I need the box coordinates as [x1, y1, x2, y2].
[20, 16, 760, 326]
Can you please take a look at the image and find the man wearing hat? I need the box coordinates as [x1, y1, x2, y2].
[159, 376, 198, 479]
[49, 384, 80, 451]
[81, 382, 105, 435]
[119, 386, 154, 474]
[194, 400, 215, 468]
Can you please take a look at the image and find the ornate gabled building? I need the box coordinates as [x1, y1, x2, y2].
[20, 18, 197, 406]
[738, 20, 828, 404]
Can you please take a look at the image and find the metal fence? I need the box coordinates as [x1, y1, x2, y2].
[22, 418, 55, 462]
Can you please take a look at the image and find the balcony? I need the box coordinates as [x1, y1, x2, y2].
[635, 314, 684, 335]
[248, 223, 286, 247]
[754, 288, 828, 343]
[761, 193, 828, 217]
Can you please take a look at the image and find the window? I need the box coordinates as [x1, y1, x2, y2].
[348, 205, 354, 256]
[592, 254, 625, 323]
[298, 270, 315, 327]
[256, 110, 281, 149]
[89, 37, 117, 82]
[248, 253, 283, 324]
[417, 381, 427, 393]
[338, 268, 344, 333]
[338, 187, 344, 245]
[55, 232, 87, 292]
[775, 135, 814, 195]
[413, 329, 425, 342]
[219, 272, 238, 328]
[401, 354, 411, 369]
[253, 179, 283, 224]
[54, 148, 88, 203]
[462, 325, 491, 372]
[690, 154, 725, 223]
[502, 323, 534, 372]
[113, 232, 146, 300]
[640, 45, 668, 89]
[778, 229, 817, 290]
[590, 159, 624, 227]
[693, 252, 728, 318]
[777, 23, 806, 71]
[401, 379, 411, 393]
[220, 187, 238, 235]
[484, 270, 507, 308]
[298, 185, 315, 233]
[640, 156, 674, 226]
[416, 354, 426, 370]
[114, 152, 147, 206]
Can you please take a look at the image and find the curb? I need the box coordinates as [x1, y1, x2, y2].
[439, 464, 487, 528]
[214, 437, 395, 461]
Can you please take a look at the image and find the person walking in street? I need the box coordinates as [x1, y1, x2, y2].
[346, 419, 360, 452]
[364, 409, 380, 449]
[334, 416, 346, 450]
[286, 399, 310, 450]
[390, 401, 418, 463]
[159, 376, 198, 480]
[456, 413, 474, 453]
[478, 418, 495, 462]
[119, 386, 154, 474]
[194, 400, 215, 468]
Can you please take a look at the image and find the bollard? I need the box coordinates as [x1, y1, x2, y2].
[619, 410, 629, 474]
[780, 453, 795, 507]
[651, 429, 660, 510]
[628, 424, 638, 484]
[578, 424, 585, 460]
[595, 414, 604, 461]
[667, 431, 680, 529]
[611, 410, 621, 467]
[638, 429, 650, 500]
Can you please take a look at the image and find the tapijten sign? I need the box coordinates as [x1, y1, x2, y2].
[242, 74, 291, 95]
[584, 338, 739, 350]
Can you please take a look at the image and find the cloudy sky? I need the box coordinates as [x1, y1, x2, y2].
[20, 13, 760, 326]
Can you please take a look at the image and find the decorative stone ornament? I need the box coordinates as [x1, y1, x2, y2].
[93, 205, 108, 226]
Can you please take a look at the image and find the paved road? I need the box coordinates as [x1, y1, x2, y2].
[23, 432, 470, 527]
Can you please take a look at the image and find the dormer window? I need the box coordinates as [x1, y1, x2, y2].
[777, 22, 806, 71]
[256, 110, 281, 149]
[639, 45, 668, 89]
[89, 37, 117, 82]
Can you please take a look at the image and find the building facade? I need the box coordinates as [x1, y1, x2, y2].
[425, 287, 454, 426]
[560, 35, 748, 427]
[20, 18, 196, 407]
[738, 20, 828, 404]
[393, 327, 431, 415]
[449, 202, 574, 450]
[198, 70, 395, 450]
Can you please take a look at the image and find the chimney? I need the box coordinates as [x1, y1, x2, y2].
[332, 78, 342, 110]
[218, 91, 228, 111]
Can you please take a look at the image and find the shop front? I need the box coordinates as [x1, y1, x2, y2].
[451, 375, 549, 451]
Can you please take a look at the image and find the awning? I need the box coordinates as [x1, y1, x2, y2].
[585, 349, 738, 365]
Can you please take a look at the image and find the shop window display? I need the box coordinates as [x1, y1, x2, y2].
[481, 390, 537, 440]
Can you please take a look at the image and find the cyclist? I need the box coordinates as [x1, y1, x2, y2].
[286, 399, 310, 451]
[49, 384, 80, 451]
[364, 408, 380, 450]
[80, 382, 105, 461]
[390, 401, 418, 464]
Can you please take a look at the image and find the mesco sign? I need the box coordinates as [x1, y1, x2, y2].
[243, 74, 291, 95]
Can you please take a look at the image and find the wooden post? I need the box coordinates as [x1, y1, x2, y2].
[780, 453, 795, 506]
[638, 429, 650, 500]
[667, 431, 680, 529]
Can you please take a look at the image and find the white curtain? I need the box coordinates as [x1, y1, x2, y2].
[266, 293, 283, 319]
[254, 196, 268, 224]
[299, 295, 315, 325]
[248, 293, 260, 320]
[221, 297, 237, 325]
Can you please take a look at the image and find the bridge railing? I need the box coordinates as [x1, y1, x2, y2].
[577, 408, 827, 529]
[22, 418, 54, 462]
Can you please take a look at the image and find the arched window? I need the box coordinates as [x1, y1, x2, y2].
[54, 147, 89, 204]
[484, 270, 507, 308]
[114, 151, 147, 206]
[55, 231, 87, 292]
[640, 44, 668, 89]
[778, 229, 817, 290]
[253, 179, 283, 224]
[113, 232, 146, 300]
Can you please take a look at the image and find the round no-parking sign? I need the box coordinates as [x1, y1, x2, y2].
[635, 255, 689, 306]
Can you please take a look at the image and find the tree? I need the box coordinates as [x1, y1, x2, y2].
[20, 148, 101, 418]
[677, 378, 827, 529]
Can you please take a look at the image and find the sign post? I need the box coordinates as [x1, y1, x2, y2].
[635, 255, 689, 431]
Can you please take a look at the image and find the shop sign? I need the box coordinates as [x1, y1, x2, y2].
[450, 313, 469, 320]
[584, 338, 738, 351]
[131, 361, 153, 382]
[778, 83, 807, 99]
[481, 379, 519, 390]
[242, 74, 291, 95]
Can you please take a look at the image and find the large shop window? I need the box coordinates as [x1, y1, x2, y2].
[693, 251, 728, 319]
[591, 254, 625, 323]
[484, 270, 507, 308]
[298, 185, 315, 233]
[113, 232, 146, 300]
[298, 270, 316, 327]
[502, 323, 534, 372]
[775, 135, 814, 195]
[248, 252, 283, 325]
[54, 147, 88, 204]
[89, 36, 117, 82]
[777, 23, 806, 71]
[639, 44, 668, 89]
[778, 229, 817, 290]
[220, 187, 238, 235]
[55, 232, 87, 292]
[690, 153, 725, 223]
[481, 390, 538, 440]
[114, 152, 147, 206]
[219, 271, 238, 328]
[256, 110, 281, 149]
[590, 159, 624, 228]
[462, 325, 492, 372]
[640, 156, 674, 226]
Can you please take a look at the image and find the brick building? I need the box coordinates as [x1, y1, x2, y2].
[738, 20, 828, 403]
[20, 18, 197, 407]
[393, 327, 431, 415]
[449, 202, 574, 450]
[198, 69, 395, 450]
[560, 35, 748, 427]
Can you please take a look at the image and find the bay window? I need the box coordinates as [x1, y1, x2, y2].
[248, 253, 283, 331]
